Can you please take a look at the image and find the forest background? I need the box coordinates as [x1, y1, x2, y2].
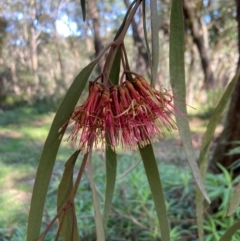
[1, 0, 240, 240]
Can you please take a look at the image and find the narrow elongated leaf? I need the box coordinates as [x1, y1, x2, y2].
[169, 0, 210, 204]
[87, 150, 105, 241]
[218, 220, 240, 241]
[106, 47, 121, 84]
[195, 70, 240, 239]
[27, 59, 98, 241]
[103, 144, 117, 225]
[80, 0, 86, 21]
[142, 0, 151, 69]
[150, 0, 159, 86]
[114, 0, 135, 41]
[57, 151, 81, 241]
[199, 69, 240, 167]
[139, 144, 171, 241]
[103, 48, 120, 225]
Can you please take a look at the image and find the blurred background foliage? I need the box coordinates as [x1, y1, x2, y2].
[1, 107, 240, 240]
[1, 0, 240, 240]
[0, 0, 237, 109]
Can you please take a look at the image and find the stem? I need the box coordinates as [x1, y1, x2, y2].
[92, 74, 103, 83]
[125, 70, 142, 78]
[37, 152, 89, 240]
[103, 0, 142, 82]
[37, 210, 62, 241]
[69, 152, 89, 201]
[94, 42, 113, 64]
[114, 0, 142, 45]
[113, 0, 137, 41]
[71, 205, 75, 241]
[102, 46, 115, 84]
[54, 210, 67, 241]
[122, 44, 133, 81]
[120, 45, 127, 71]
[119, 45, 127, 84]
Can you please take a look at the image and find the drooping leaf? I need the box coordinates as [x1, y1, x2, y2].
[169, 0, 210, 204]
[196, 69, 240, 240]
[26, 59, 98, 241]
[57, 151, 81, 241]
[87, 150, 105, 241]
[114, 0, 136, 41]
[106, 46, 121, 83]
[103, 47, 120, 225]
[142, 0, 151, 71]
[80, 0, 86, 21]
[199, 69, 240, 168]
[103, 143, 117, 226]
[139, 144, 171, 241]
[150, 0, 159, 86]
[218, 220, 240, 241]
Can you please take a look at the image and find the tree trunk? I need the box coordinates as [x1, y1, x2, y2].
[29, 0, 41, 95]
[29, 24, 40, 90]
[183, 0, 215, 89]
[88, 0, 104, 73]
[211, 0, 240, 173]
[53, 22, 68, 93]
[0, 17, 7, 57]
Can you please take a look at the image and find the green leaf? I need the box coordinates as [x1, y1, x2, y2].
[169, 0, 210, 204]
[57, 151, 81, 241]
[199, 69, 240, 170]
[113, 0, 135, 41]
[150, 0, 159, 86]
[80, 0, 86, 21]
[103, 143, 117, 225]
[102, 43, 121, 226]
[196, 69, 240, 240]
[142, 0, 151, 72]
[139, 144, 171, 241]
[218, 220, 240, 241]
[87, 150, 105, 241]
[106, 47, 121, 84]
[26, 59, 98, 241]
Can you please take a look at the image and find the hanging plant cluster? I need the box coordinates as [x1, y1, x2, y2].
[67, 73, 177, 152]
[62, 23, 179, 152]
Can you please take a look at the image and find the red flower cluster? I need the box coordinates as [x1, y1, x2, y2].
[67, 76, 178, 152]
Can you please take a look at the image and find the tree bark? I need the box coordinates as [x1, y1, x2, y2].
[29, 0, 41, 94]
[211, 0, 240, 173]
[183, 0, 215, 89]
[88, 0, 104, 73]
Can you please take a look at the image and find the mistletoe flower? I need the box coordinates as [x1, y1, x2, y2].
[116, 77, 179, 148]
[65, 76, 179, 152]
[132, 76, 178, 132]
[67, 82, 104, 152]
[113, 85, 138, 149]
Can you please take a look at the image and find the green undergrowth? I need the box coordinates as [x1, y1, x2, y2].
[1, 107, 240, 241]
